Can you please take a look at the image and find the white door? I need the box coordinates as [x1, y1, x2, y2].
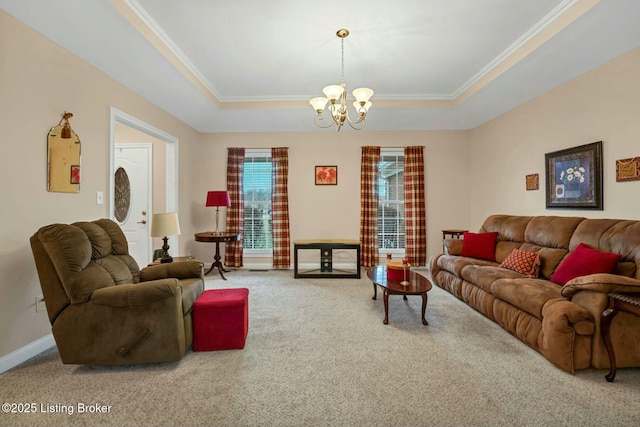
[114, 144, 153, 267]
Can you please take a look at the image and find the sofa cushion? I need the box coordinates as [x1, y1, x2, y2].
[460, 231, 498, 261]
[461, 265, 522, 294]
[550, 243, 622, 285]
[436, 254, 496, 277]
[490, 278, 564, 320]
[524, 216, 585, 249]
[500, 248, 541, 278]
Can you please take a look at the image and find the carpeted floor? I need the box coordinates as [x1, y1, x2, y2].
[1, 269, 639, 427]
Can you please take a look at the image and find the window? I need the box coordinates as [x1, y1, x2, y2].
[243, 150, 272, 252]
[378, 149, 405, 250]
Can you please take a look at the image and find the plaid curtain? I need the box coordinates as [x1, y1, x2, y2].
[404, 146, 427, 266]
[225, 148, 245, 267]
[271, 147, 290, 269]
[359, 146, 380, 267]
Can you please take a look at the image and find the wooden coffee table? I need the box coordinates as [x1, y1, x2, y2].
[367, 265, 432, 325]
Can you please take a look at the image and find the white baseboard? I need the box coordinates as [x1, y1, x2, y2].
[239, 263, 276, 270]
[0, 334, 56, 374]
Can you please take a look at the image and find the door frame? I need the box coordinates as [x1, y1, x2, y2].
[109, 108, 179, 254]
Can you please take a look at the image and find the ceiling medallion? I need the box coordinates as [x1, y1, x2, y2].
[309, 29, 374, 132]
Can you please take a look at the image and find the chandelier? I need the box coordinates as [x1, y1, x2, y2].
[309, 29, 374, 131]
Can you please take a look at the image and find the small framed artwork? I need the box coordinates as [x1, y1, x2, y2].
[315, 165, 337, 185]
[525, 174, 539, 191]
[545, 141, 603, 210]
[70, 165, 80, 184]
[615, 157, 640, 182]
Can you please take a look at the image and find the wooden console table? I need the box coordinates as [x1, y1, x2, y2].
[194, 232, 240, 280]
[293, 239, 361, 279]
[600, 292, 640, 382]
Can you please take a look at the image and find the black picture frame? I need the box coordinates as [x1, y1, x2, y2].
[545, 141, 603, 210]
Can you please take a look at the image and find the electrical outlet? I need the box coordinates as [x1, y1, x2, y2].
[35, 295, 45, 313]
[96, 191, 104, 205]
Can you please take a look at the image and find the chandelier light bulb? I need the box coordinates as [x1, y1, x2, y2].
[309, 97, 329, 112]
[354, 101, 372, 114]
[323, 85, 345, 102]
[353, 87, 374, 103]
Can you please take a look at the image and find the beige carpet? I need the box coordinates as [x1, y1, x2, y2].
[1, 269, 640, 427]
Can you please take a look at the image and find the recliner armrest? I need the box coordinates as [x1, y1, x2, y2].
[561, 273, 640, 298]
[140, 260, 204, 282]
[90, 280, 180, 307]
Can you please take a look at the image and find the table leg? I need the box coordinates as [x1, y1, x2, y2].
[372, 283, 377, 300]
[421, 292, 429, 325]
[383, 288, 389, 325]
[601, 306, 618, 382]
[204, 241, 230, 280]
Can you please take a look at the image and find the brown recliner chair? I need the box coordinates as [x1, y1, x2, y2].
[30, 218, 204, 365]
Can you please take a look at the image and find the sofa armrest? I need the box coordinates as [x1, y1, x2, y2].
[140, 260, 204, 282]
[560, 274, 640, 298]
[90, 280, 180, 307]
[444, 238, 463, 255]
[542, 299, 593, 331]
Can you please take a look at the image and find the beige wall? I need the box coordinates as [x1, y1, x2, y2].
[0, 10, 201, 359]
[468, 48, 640, 230]
[186, 131, 471, 266]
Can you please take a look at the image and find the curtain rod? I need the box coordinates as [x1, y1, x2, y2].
[360, 145, 425, 148]
[227, 147, 289, 149]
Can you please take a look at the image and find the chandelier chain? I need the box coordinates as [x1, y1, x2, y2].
[341, 37, 345, 83]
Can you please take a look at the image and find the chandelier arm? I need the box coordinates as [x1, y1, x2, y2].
[313, 115, 336, 129]
[344, 109, 366, 126]
[347, 117, 367, 131]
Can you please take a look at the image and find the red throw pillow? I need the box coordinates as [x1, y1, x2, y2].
[500, 248, 541, 278]
[460, 231, 498, 262]
[550, 243, 621, 285]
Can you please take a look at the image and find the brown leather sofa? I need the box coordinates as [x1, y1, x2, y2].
[430, 215, 640, 373]
[30, 219, 204, 365]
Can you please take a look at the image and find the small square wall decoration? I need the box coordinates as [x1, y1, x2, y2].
[615, 157, 640, 182]
[525, 174, 539, 191]
[315, 166, 337, 185]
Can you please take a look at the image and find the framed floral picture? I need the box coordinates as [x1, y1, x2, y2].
[315, 165, 337, 185]
[545, 141, 602, 210]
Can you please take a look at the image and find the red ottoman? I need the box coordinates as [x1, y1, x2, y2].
[192, 288, 249, 351]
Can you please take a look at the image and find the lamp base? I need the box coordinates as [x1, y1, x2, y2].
[160, 236, 173, 263]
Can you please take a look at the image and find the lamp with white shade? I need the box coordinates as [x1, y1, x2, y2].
[150, 212, 181, 263]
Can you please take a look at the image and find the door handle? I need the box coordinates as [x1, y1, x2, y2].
[137, 219, 147, 225]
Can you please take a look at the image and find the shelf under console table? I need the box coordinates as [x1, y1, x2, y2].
[293, 239, 361, 279]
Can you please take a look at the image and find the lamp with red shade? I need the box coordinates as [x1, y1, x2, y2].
[206, 191, 231, 235]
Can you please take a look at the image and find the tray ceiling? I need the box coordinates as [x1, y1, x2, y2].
[1, 0, 639, 132]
